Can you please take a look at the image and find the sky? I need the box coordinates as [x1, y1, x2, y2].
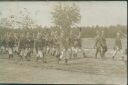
[0, 1, 127, 27]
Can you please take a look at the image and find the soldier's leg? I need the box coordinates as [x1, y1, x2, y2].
[8, 54, 11, 59]
[44, 56, 47, 63]
[57, 54, 61, 64]
[19, 49, 23, 61]
[9, 54, 13, 59]
[27, 53, 30, 61]
[42, 55, 45, 63]
[101, 48, 105, 59]
[112, 48, 118, 60]
[11, 54, 13, 59]
[36, 50, 39, 62]
[11, 48, 14, 59]
[28, 50, 32, 61]
[118, 49, 124, 60]
[26, 49, 31, 61]
[95, 48, 99, 59]
[43, 52, 47, 63]
[36, 55, 39, 62]
[99, 47, 102, 59]
[19, 55, 23, 61]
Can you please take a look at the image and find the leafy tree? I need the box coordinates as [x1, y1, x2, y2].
[51, 3, 81, 49]
[51, 4, 81, 28]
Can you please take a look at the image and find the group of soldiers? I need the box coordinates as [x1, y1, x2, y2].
[0, 29, 127, 64]
[0, 29, 83, 64]
[94, 30, 127, 60]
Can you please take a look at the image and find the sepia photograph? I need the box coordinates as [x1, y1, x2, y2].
[0, 1, 127, 85]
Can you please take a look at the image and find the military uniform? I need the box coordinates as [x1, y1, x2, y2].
[94, 35, 102, 58]
[8, 34, 15, 59]
[112, 33, 122, 59]
[100, 35, 107, 58]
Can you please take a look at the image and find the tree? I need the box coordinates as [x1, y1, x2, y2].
[51, 3, 81, 49]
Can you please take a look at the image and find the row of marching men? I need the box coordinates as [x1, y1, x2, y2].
[0, 31, 84, 64]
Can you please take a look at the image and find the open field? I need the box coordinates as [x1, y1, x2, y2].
[0, 52, 127, 84]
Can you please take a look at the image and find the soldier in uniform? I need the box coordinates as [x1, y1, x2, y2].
[100, 30, 107, 59]
[25, 32, 33, 61]
[13, 33, 19, 55]
[94, 30, 102, 59]
[112, 31, 124, 60]
[35, 32, 45, 62]
[18, 33, 26, 60]
[8, 32, 15, 59]
[4, 32, 9, 53]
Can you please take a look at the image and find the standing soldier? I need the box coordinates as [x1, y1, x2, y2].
[94, 30, 102, 59]
[5, 32, 9, 53]
[25, 32, 33, 61]
[18, 33, 26, 61]
[13, 33, 19, 54]
[8, 32, 15, 59]
[35, 32, 44, 62]
[112, 31, 125, 60]
[100, 30, 107, 59]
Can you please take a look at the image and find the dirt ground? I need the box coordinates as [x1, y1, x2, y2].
[0, 52, 127, 85]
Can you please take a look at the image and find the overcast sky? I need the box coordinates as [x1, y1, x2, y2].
[0, 1, 127, 27]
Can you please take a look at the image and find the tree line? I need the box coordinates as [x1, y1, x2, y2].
[0, 24, 126, 38]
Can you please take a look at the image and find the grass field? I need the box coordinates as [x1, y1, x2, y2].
[0, 50, 127, 84]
